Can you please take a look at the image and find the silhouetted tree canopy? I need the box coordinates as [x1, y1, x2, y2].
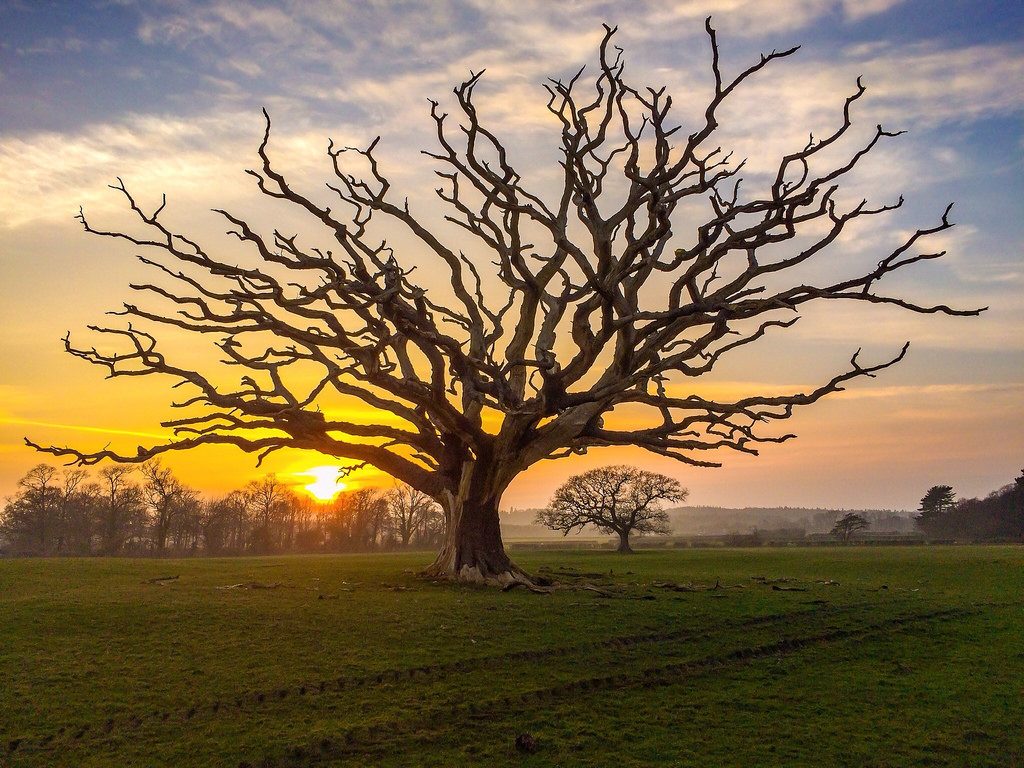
[28, 20, 982, 584]
[915, 471, 1024, 541]
[0, 464, 443, 556]
[830, 511, 869, 543]
[916, 485, 957, 532]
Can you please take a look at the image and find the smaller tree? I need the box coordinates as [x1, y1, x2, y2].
[94, 465, 146, 554]
[0, 464, 59, 555]
[916, 485, 956, 535]
[244, 474, 292, 554]
[536, 466, 685, 553]
[140, 460, 191, 555]
[385, 483, 442, 548]
[325, 488, 389, 551]
[831, 512, 869, 543]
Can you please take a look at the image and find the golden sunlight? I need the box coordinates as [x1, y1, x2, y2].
[300, 465, 347, 502]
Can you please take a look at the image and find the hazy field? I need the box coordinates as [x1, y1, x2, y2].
[1, 547, 1021, 767]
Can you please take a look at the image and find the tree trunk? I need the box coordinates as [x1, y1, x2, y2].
[616, 530, 633, 553]
[423, 462, 532, 585]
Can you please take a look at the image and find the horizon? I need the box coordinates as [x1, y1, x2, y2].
[2, 0, 1022, 511]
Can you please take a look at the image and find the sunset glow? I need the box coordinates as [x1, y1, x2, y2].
[300, 466, 347, 503]
[0, 1, 1021, 511]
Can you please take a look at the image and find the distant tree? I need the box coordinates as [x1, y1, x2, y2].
[831, 512, 869, 543]
[93, 465, 146, 554]
[166, 486, 203, 553]
[321, 488, 385, 551]
[916, 485, 956, 535]
[201, 490, 250, 554]
[0, 465, 59, 554]
[197, 497, 230, 555]
[244, 474, 292, 553]
[417, 502, 448, 550]
[0, 465, 99, 555]
[939, 469, 1024, 541]
[140, 460, 191, 554]
[288, 494, 321, 552]
[385, 483, 442, 547]
[537, 465, 685, 553]
[54, 468, 93, 555]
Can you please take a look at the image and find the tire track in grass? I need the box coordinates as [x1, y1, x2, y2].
[250, 605, 980, 767]
[5, 601, 880, 758]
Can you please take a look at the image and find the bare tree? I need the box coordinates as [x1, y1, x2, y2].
[29, 21, 982, 584]
[94, 465, 145, 554]
[244, 474, 292, 553]
[289, 493, 321, 551]
[831, 511, 869, 543]
[385, 483, 442, 547]
[140, 460, 189, 555]
[167, 486, 203, 553]
[54, 468, 92, 554]
[537, 465, 685, 552]
[325, 488, 388, 551]
[201, 490, 249, 554]
[0, 465, 59, 554]
[0, 465, 96, 555]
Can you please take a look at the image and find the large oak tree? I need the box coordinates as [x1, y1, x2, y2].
[30, 22, 981, 584]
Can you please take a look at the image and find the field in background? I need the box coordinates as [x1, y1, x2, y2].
[1, 547, 1021, 767]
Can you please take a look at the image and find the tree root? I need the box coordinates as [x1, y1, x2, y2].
[421, 562, 552, 592]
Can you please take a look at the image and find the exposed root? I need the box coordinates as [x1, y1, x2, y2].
[422, 560, 552, 592]
[421, 542, 555, 591]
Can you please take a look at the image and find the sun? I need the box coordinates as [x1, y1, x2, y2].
[300, 465, 348, 502]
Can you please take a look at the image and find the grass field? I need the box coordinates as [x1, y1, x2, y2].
[1, 546, 1021, 767]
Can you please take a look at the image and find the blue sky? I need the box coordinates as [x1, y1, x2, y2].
[0, 0, 1021, 509]
[3, 1, 1022, 133]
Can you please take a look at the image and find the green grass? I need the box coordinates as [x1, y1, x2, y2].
[1, 546, 1021, 767]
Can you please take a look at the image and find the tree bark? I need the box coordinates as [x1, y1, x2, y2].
[616, 530, 633, 554]
[423, 463, 531, 585]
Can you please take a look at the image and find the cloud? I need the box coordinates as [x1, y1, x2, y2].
[841, 0, 905, 21]
[0, 110, 363, 230]
[0, 417, 170, 441]
[851, 42, 1024, 128]
[663, 378, 1024, 405]
[15, 35, 116, 56]
[832, 382, 1024, 400]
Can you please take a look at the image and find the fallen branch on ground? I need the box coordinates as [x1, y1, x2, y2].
[144, 575, 179, 585]
[653, 579, 744, 592]
[215, 582, 283, 590]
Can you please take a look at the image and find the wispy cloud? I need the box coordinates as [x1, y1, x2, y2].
[0, 417, 170, 441]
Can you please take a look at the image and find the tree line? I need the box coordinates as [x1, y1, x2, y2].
[916, 469, 1024, 541]
[0, 462, 444, 557]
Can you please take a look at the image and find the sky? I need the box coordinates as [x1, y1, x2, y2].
[0, 0, 1022, 512]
